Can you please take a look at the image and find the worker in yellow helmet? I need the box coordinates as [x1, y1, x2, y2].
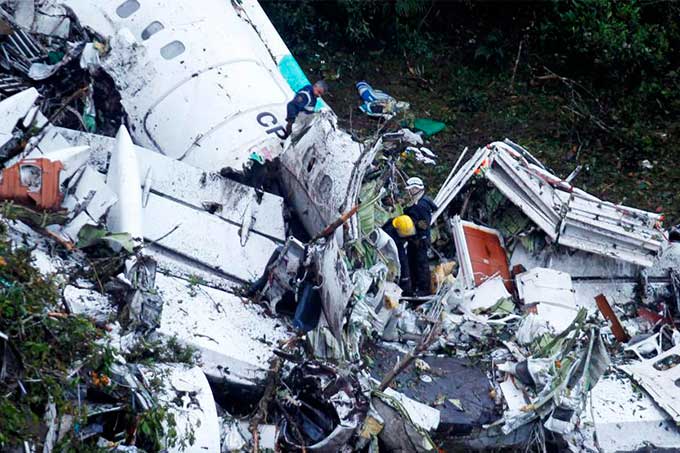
[382, 215, 417, 295]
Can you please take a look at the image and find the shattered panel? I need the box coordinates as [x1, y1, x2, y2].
[619, 334, 680, 423]
[155, 274, 291, 386]
[279, 112, 369, 238]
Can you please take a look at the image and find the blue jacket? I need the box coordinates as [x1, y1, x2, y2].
[286, 85, 317, 122]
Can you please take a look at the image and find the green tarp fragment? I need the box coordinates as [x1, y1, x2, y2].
[412, 118, 446, 137]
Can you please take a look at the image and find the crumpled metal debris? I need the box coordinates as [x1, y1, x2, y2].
[1, 0, 679, 451]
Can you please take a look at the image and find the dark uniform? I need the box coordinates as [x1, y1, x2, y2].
[404, 196, 438, 295]
[381, 219, 413, 295]
[286, 85, 318, 125]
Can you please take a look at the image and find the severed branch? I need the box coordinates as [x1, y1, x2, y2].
[509, 39, 524, 93]
[249, 335, 300, 452]
[250, 355, 282, 452]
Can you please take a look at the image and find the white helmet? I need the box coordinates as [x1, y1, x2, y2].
[405, 177, 425, 191]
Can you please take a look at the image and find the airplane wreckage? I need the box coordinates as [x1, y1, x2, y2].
[0, 0, 679, 452]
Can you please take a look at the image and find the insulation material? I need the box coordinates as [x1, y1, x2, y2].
[516, 268, 580, 335]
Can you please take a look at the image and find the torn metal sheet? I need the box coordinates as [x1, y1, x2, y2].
[0, 87, 39, 149]
[155, 273, 290, 386]
[510, 241, 642, 279]
[432, 146, 491, 223]
[618, 328, 680, 424]
[62, 285, 115, 324]
[140, 365, 220, 453]
[516, 268, 580, 335]
[569, 374, 680, 452]
[62, 166, 118, 223]
[279, 362, 368, 452]
[450, 216, 512, 291]
[434, 141, 665, 266]
[458, 275, 512, 313]
[310, 237, 354, 340]
[373, 395, 436, 452]
[279, 111, 374, 239]
[60, 0, 305, 172]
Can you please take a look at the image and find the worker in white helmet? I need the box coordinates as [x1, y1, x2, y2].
[403, 176, 438, 296]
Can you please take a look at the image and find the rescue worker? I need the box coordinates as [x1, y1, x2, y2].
[285, 80, 328, 137]
[382, 215, 417, 295]
[403, 177, 438, 296]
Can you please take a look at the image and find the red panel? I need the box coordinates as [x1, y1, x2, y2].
[462, 224, 513, 292]
[0, 158, 63, 210]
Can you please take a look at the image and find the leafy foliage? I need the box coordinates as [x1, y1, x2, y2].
[0, 226, 105, 448]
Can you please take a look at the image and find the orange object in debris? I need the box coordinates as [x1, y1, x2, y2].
[0, 158, 63, 210]
[462, 222, 513, 292]
[595, 293, 630, 343]
[473, 158, 490, 175]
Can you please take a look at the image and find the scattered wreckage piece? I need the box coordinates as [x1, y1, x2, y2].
[277, 361, 369, 452]
[371, 394, 436, 452]
[154, 273, 291, 387]
[516, 267, 581, 335]
[0, 15, 46, 75]
[62, 285, 115, 324]
[618, 326, 680, 424]
[59, 0, 309, 172]
[309, 237, 355, 341]
[566, 373, 680, 452]
[0, 157, 63, 210]
[496, 316, 610, 438]
[594, 293, 630, 343]
[434, 140, 665, 266]
[0, 87, 39, 154]
[279, 111, 374, 239]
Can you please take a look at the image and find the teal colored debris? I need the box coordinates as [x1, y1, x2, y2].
[83, 114, 96, 133]
[47, 51, 64, 65]
[412, 118, 446, 137]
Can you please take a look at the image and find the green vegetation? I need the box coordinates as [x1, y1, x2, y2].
[0, 221, 105, 448]
[0, 221, 192, 451]
[262, 0, 680, 223]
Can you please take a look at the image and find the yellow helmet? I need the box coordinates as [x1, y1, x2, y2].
[392, 215, 416, 238]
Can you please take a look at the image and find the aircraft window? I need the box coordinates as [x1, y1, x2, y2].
[161, 41, 186, 60]
[319, 174, 333, 200]
[116, 0, 140, 18]
[20, 164, 42, 192]
[142, 21, 164, 40]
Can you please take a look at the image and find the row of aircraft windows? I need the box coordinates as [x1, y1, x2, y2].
[116, 0, 185, 60]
